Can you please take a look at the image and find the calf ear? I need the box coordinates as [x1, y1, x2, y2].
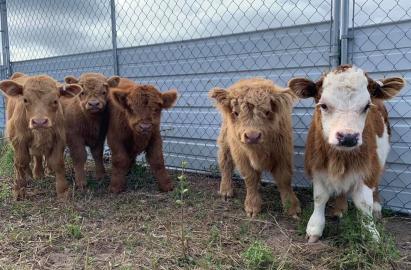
[288, 78, 319, 99]
[107, 76, 120, 88]
[0, 80, 24, 97]
[369, 76, 405, 100]
[64, 76, 79, 84]
[10, 72, 26, 80]
[111, 89, 130, 111]
[162, 89, 178, 109]
[209, 87, 230, 108]
[58, 84, 83, 98]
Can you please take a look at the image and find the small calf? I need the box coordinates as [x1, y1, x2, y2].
[1, 72, 82, 199]
[288, 65, 405, 243]
[107, 78, 178, 193]
[63, 73, 119, 189]
[209, 78, 301, 218]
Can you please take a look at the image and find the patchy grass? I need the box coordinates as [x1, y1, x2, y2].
[0, 155, 409, 269]
[0, 137, 14, 177]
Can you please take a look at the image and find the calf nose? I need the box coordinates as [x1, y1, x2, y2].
[31, 118, 49, 128]
[336, 132, 359, 147]
[87, 100, 100, 107]
[139, 123, 152, 132]
[244, 131, 262, 144]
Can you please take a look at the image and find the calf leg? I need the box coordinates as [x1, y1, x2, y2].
[146, 132, 173, 192]
[109, 152, 132, 193]
[352, 184, 380, 241]
[236, 160, 262, 218]
[372, 187, 382, 219]
[68, 141, 87, 190]
[90, 143, 105, 181]
[12, 143, 31, 200]
[32, 155, 44, 179]
[47, 144, 69, 200]
[331, 193, 348, 218]
[272, 167, 301, 217]
[217, 141, 234, 200]
[306, 179, 330, 243]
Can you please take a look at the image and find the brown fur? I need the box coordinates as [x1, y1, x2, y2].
[107, 78, 178, 193]
[289, 66, 405, 216]
[210, 78, 301, 217]
[1, 73, 82, 200]
[61, 73, 120, 189]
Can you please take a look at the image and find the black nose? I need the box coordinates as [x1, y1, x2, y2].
[336, 132, 359, 147]
[244, 131, 262, 144]
[139, 123, 152, 132]
[88, 100, 100, 107]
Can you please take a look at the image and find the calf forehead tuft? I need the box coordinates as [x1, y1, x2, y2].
[23, 75, 57, 94]
[227, 78, 282, 105]
[323, 66, 368, 92]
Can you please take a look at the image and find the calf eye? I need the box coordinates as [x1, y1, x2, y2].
[80, 92, 85, 96]
[319, 103, 328, 110]
[23, 98, 28, 103]
[53, 100, 58, 105]
[362, 102, 371, 113]
[232, 111, 239, 117]
[102, 91, 107, 95]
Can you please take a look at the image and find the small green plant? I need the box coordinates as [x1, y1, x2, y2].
[175, 161, 189, 260]
[0, 181, 11, 203]
[0, 138, 14, 177]
[128, 161, 153, 189]
[242, 241, 277, 269]
[66, 223, 82, 239]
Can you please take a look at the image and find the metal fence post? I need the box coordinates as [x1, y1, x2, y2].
[340, 0, 350, 64]
[110, 0, 119, 76]
[330, 0, 341, 68]
[0, 0, 11, 78]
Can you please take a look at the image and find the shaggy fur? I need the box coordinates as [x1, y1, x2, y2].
[62, 73, 119, 189]
[1, 72, 82, 200]
[107, 78, 178, 193]
[288, 65, 405, 242]
[210, 78, 301, 218]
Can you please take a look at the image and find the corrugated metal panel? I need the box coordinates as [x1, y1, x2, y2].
[349, 20, 411, 213]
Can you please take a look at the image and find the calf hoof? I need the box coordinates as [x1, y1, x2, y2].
[159, 181, 174, 192]
[13, 188, 27, 201]
[219, 186, 234, 201]
[306, 235, 321, 244]
[286, 203, 301, 219]
[109, 184, 126, 194]
[244, 195, 262, 218]
[57, 190, 70, 201]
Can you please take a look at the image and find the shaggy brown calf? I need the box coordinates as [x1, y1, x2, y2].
[107, 78, 178, 193]
[62, 73, 119, 189]
[209, 78, 301, 218]
[288, 65, 405, 243]
[1, 72, 82, 200]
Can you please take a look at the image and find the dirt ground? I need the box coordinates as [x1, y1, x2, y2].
[0, 162, 409, 270]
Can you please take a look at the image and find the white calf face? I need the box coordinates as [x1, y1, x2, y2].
[319, 67, 371, 149]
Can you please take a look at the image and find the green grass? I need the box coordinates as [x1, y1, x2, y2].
[242, 241, 277, 269]
[298, 204, 401, 270]
[0, 138, 14, 177]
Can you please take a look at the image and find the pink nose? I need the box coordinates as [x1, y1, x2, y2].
[139, 123, 152, 131]
[31, 118, 49, 127]
[244, 131, 261, 144]
[87, 100, 100, 107]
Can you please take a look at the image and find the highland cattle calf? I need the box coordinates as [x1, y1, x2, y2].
[62, 73, 119, 189]
[107, 78, 178, 193]
[1, 72, 82, 200]
[209, 78, 301, 218]
[288, 65, 405, 243]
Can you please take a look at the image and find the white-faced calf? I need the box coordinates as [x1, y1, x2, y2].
[288, 65, 405, 243]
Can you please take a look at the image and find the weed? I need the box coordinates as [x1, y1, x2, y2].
[242, 241, 277, 269]
[128, 161, 153, 190]
[0, 139, 14, 177]
[175, 160, 190, 259]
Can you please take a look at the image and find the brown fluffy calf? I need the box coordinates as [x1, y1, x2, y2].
[288, 65, 405, 243]
[209, 78, 301, 218]
[1, 72, 82, 200]
[62, 73, 119, 189]
[107, 78, 178, 193]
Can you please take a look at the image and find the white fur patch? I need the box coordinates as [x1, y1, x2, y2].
[373, 201, 382, 213]
[376, 123, 390, 167]
[306, 179, 330, 237]
[313, 170, 363, 195]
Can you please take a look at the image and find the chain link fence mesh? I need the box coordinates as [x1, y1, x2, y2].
[0, 0, 409, 213]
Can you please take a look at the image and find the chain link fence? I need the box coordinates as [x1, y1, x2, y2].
[0, 0, 409, 213]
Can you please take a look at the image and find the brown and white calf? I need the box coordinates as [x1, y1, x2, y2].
[288, 65, 405, 243]
[62, 73, 119, 189]
[1, 72, 82, 200]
